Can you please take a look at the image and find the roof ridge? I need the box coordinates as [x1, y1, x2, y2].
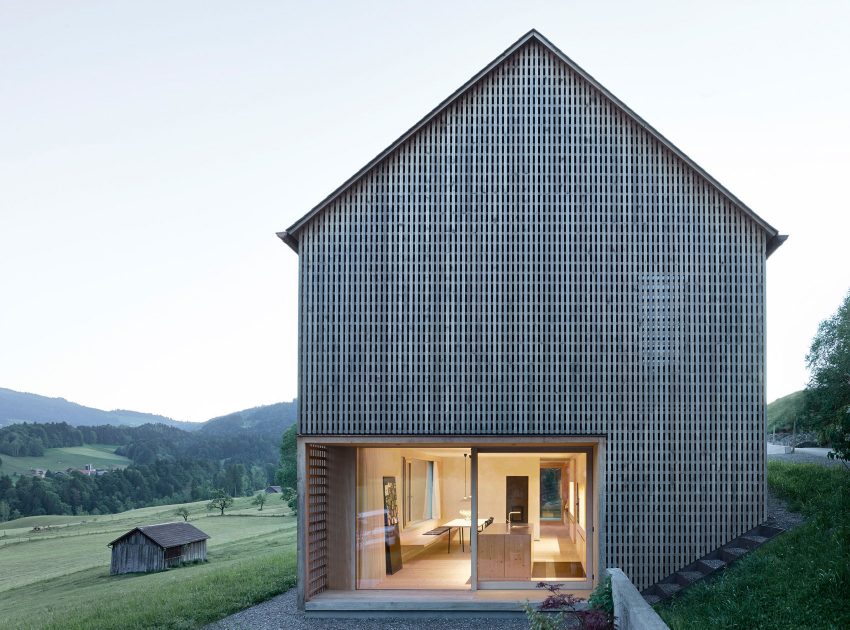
[278, 30, 780, 251]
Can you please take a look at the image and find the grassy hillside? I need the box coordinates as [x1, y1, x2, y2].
[657, 462, 850, 629]
[767, 390, 808, 432]
[0, 444, 131, 476]
[0, 495, 296, 630]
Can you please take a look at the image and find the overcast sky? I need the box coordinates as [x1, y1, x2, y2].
[1, 1, 848, 422]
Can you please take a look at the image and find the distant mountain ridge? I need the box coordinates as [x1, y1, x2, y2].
[0, 387, 297, 436]
[0, 387, 196, 430]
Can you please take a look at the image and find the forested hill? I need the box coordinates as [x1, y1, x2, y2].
[200, 402, 297, 438]
[0, 422, 278, 466]
[0, 417, 294, 520]
[0, 387, 195, 430]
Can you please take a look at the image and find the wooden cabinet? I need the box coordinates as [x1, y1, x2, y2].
[478, 523, 532, 580]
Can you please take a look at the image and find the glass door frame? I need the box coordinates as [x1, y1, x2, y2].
[471, 445, 595, 591]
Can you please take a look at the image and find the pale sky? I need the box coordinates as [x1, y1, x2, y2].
[1, 1, 848, 422]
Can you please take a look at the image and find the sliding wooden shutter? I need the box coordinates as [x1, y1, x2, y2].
[306, 444, 329, 598]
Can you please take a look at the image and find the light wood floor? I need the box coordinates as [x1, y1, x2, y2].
[534, 521, 582, 562]
[374, 530, 472, 589]
[366, 524, 581, 588]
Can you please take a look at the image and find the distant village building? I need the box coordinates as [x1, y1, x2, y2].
[29, 468, 46, 478]
[265, 485, 282, 494]
[108, 522, 209, 575]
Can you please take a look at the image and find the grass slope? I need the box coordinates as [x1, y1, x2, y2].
[767, 390, 808, 432]
[0, 444, 131, 476]
[657, 462, 850, 630]
[0, 495, 296, 630]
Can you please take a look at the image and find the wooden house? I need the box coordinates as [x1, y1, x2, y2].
[277, 30, 785, 612]
[108, 522, 209, 575]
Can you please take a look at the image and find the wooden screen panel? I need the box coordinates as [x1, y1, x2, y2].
[295, 40, 769, 590]
[306, 444, 329, 598]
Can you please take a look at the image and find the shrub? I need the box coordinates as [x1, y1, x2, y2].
[524, 582, 615, 630]
[588, 573, 613, 615]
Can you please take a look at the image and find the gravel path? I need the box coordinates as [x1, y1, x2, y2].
[205, 589, 528, 630]
[209, 451, 839, 629]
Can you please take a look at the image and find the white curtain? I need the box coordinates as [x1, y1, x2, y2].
[432, 459, 442, 520]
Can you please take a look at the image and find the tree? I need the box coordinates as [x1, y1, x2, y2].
[251, 491, 267, 511]
[281, 486, 297, 516]
[276, 426, 297, 489]
[223, 464, 246, 497]
[250, 465, 267, 491]
[206, 489, 233, 516]
[175, 506, 190, 521]
[806, 290, 850, 465]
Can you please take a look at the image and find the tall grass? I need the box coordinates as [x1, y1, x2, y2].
[3, 549, 296, 630]
[657, 462, 850, 630]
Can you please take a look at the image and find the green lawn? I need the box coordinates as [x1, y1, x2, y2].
[0, 495, 297, 630]
[656, 462, 850, 630]
[0, 444, 131, 476]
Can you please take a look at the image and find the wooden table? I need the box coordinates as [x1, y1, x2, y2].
[441, 518, 489, 552]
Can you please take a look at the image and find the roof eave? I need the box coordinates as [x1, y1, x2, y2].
[277, 231, 298, 253]
[766, 234, 788, 258]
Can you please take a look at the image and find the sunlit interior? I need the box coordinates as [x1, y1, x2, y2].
[355, 447, 588, 589]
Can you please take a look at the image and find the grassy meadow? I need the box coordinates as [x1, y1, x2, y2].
[0, 495, 297, 630]
[657, 462, 850, 630]
[0, 444, 131, 476]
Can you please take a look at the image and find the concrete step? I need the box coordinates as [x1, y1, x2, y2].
[698, 558, 727, 572]
[676, 570, 705, 586]
[721, 546, 749, 563]
[654, 582, 682, 598]
[739, 534, 768, 549]
[643, 593, 662, 606]
[642, 521, 785, 604]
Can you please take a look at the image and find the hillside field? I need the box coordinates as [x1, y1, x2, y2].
[0, 495, 297, 630]
[0, 444, 131, 476]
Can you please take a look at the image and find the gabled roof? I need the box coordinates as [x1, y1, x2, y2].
[278, 29, 784, 254]
[108, 522, 209, 549]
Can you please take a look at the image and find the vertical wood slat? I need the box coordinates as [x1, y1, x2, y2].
[294, 40, 770, 591]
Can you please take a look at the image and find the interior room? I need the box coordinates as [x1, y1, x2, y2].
[477, 452, 588, 582]
[355, 448, 589, 589]
[356, 447, 474, 589]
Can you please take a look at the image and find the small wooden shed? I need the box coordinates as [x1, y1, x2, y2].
[108, 522, 209, 575]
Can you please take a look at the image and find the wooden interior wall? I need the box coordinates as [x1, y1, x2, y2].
[296, 40, 767, 590]
[327, 446, 355, 590]
[306, 444, 329, 598]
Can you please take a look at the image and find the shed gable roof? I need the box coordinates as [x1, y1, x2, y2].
[278, 29, 782, 253]
[108, 522, 210, 549]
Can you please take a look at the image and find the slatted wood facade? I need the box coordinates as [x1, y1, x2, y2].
[282, 31, 782, 591]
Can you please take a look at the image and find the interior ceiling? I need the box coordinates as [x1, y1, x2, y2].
[408, 449, 582, 460]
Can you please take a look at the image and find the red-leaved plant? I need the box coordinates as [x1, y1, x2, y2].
[524, 582, 615, 630]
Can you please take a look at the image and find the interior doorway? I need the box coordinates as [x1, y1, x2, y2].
[540, 465, 563, 521]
